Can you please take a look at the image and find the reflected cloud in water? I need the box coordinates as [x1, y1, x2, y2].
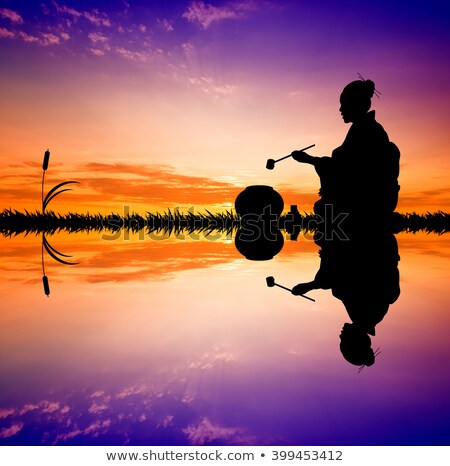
[0, 228, 449, 445]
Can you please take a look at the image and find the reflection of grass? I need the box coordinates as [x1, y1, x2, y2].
[1, 209, 108, 235]
[397, 211, 450, 234]
[1, 209, 449, 236]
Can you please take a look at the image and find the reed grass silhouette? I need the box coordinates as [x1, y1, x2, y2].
[1, 208, 448, 237]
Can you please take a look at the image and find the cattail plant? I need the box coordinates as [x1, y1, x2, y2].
[39, 148, 79, 296]
[41, 149, 51, 296]
[41, 149, 50, 211]
[42, 148, 50, 170]
[41, 148, 78, 214]
[42, 275, 50, 297]
[42, 234, 50, 297]
[41, 231, 79, 297]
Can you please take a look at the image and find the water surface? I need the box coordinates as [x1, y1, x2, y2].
[0, 230, 449, 445]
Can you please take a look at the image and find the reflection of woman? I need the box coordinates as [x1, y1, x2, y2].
[292, 79, 400, 216]
[292, 232, 400, 367]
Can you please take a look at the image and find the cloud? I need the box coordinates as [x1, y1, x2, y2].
[10, 159, 443, 218]
[157, 415, 174, 428]
[0, 423, 24, 439]
[19, 404, 42, 415]
[188, 76, 235, 97]
[396, 187, 450, 212]
[52, 3, 81, 20]
[116, 385, 146, 400]
[53, 2, 111, 28]
[189, 350, 235, 370]
[0, 395, 114, 444]
[158, 18, 174, 32]
[183, 417, 248, 445]
[16, 401, 61, 415]
[0, 3, 168, 62]
[41, 3, 51, 15]
[182, 42, 195, 55]
[90, 48, 105, 56]
[41, 33, 60, 46]
[17, 31, 39, 43]
[84, 11, 111, 28]
[87, 32, 110, 55]
[0, 409, 15, 419]
[115, 46, 148, 62]
[0, 28, 61, 46]
[54, 419, 112, 443]
[88, 403, 109, 414]
[76, 162, 241, 205]
[0, 161, 241, 210]
[289, 90, 305, 99]
[0, 28, 35, 42]
[0, 379, 261, 446]
[88, 32, 108, 44]
[182, 0, 257, 29]
[41, 402, 61, 414]
[0, 8, 24, 24]
[0, 27, 15, 39]
[78, 241, 240, 284]
[85, 419, 111, 435]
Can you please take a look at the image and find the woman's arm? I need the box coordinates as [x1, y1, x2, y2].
[291, 281, 317, 296]
[291, 151, 316, 165]
[291, 151, 330, 168]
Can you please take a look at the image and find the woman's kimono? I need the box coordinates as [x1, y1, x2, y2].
[314, 111, 400, 217]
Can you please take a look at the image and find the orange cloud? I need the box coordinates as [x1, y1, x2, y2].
[0, 160, 341, 215]
[79, 240, 240, 283]
[0, 232, 243, 285]
[1, 160, 448, 216]
[0, 161, 244, 212]
[396, 188, 450, 212]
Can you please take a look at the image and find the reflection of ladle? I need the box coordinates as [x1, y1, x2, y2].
[266, 144, 315, 170]
[266, 276, 315, 302]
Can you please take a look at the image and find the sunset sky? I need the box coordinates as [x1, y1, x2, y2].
[0, 0, 449, 213]
[2, 1, 450, 448]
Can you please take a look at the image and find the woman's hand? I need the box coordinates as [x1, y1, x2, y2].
[291, 282, 315, 296]
[291, 151, 313, 164]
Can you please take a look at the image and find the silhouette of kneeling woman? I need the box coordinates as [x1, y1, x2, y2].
[291, 79, 400, 218]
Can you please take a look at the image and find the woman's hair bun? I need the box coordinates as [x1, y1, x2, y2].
[364, 351, 376, 367]
[363, 79, 375, 99]
[343, 79, 376, 101]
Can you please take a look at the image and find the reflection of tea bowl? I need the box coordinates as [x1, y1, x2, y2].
[235, 228, 284, 261]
